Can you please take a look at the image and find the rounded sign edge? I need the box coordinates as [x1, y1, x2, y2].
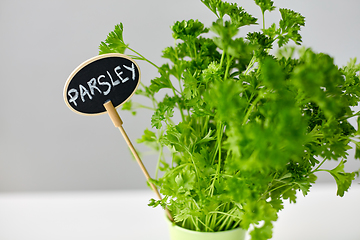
[63, 53, 141, 116]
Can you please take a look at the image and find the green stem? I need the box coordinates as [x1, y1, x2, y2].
[209, 121, 224, 196]
[244, 55, 256, 75]
[217, 121, 223, 169]
[224, 55, 233, 80]
[134, 104, 155, 111]
[311, 158, 327, 173]
[242, 92, 263, 125]
[171, 87, 186, 122]
[261, 183, 294, 201]
[219, 51, 226, 69]
[139, 82, 158, 107]
[231, 219, 242, 230]
[261, 172, 278, 199]
[202, 115, 210, 136]
[127, 46, 159, 70]
[209, 210, 241, 220]
[193, 41, 198, 59]
[165, 42, 185, 122]
[155, 145, 164, 179]
[262, 10, 265, 30]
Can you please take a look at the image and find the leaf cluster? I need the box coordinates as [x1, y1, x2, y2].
[100, 1, 360, 239]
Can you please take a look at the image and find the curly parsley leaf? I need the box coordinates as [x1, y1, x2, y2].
[171, 19, 209, 41]
[254, 0, 276, 15]
[151, 95, 176, 129]
[277, 8, 305, 47]
[247, 32, 273, 49]
[202, 0, 258, 28]
[218, 2, 257, 27]
[211, 19, 239, 51]
[291, 49, 347, 119]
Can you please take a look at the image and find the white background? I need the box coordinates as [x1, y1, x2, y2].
[1, 0, 360, 192]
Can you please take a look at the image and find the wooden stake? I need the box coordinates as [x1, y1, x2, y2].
[103, 100, 173, 222]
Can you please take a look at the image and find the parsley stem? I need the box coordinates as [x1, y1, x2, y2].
[220, 51, 226, 69]
[134, 103, 155, 111]
[242, 91, 263, 125]
[202, 115, 210, 136]
[171, 87, 186, 122]
[224, 54, 234, 80]
[193, 42, 198, 59]
[155, 145, 164, 179]
[311, 158, 327, 173]
[208, 121, 224, 197]
[262, 12, 265, 30]
[127, 46, 160, 70]
[262, 183, 293, 200]
[217, 121, 223, 164]
[244, 55, 256, 75]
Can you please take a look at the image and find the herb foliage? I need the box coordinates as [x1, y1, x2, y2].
[100, 0, 360, 239]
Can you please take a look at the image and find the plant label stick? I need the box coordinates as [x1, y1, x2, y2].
[103, 100, 173, 221]
[63, 53, 173, 221]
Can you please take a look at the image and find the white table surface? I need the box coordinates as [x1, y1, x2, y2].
[0, 184, 359, 240]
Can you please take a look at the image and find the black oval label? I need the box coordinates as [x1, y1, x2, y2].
[63, 53, 141, 115]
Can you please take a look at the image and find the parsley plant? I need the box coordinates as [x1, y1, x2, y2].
[100, 1, 360, 239]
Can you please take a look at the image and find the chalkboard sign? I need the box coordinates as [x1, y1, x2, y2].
[64, 53, 141, 115]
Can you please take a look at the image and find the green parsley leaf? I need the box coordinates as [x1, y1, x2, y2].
[149, 65, 173, 93]
[323, 160, 355, 197]
[121, 100, 136, 115]
[99, 23, 128, 54]
[277, 8, 305, 47]
[151, 95, 176, 129]
[171, 19, 209, 41]
[253, 0, 276, 15]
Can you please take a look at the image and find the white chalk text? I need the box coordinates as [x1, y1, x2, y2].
[68, 63, 136, 106]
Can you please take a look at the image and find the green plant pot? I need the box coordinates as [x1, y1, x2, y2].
[166, 218, 246, 240]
